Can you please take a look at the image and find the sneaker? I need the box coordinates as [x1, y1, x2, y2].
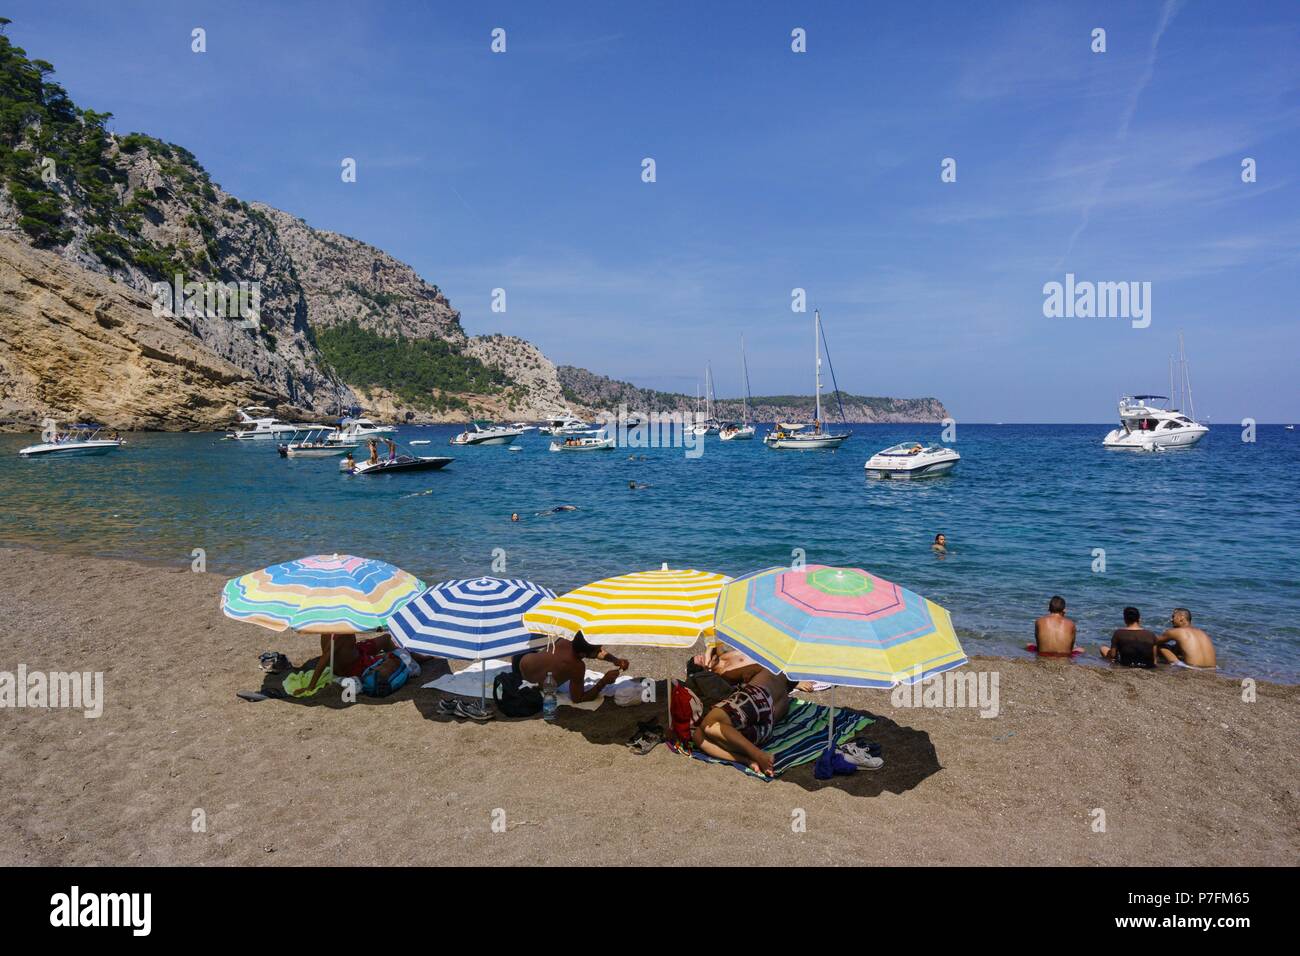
[627, 720, 664, 755]
[839, 741, 884, 770]
[436, 698, 459, 717]
[454, 699, 494, 723]
[849, 736, 883, 758]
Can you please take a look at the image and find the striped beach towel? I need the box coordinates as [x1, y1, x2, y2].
[668, 698, 874, 780]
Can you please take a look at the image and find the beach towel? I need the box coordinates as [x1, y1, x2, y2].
[667, 698, 874, 780]
[283, 666, 333, 698]
[423, 661, 639, 711]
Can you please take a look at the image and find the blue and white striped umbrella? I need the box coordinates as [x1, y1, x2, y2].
[386, 576, 556, 661]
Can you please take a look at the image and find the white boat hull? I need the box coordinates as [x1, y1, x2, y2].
[866, 458, 959, 479]
[1103, 425, 1207, 450]
[719, 427, 755, 441]
[549, 438, 615, 452]
[764, 433, 849, 450]
[19, 440, 122, 458]
[451, 429, 523, 446]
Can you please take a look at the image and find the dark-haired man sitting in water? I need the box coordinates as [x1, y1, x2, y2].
[511, 634, 628, 704]
[1100, 606, 1159, 668]
[1033, 595, 1078, 657]
[1158, 607, 1217, 669]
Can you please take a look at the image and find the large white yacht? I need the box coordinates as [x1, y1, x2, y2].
[450, 421, 524, 446]
[225, 406, 300, 441]
[539, 409, 590, 435]
[328, 417, 398, 443]
[1103, 396, 1208, 450]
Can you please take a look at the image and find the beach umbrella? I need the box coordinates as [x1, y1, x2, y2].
[522, 566, 729, 648]
[523, 566, 730, 723]
[713, 564, 967, 758]
[221, 553, 425, 681]
[386, 576, 557, 707]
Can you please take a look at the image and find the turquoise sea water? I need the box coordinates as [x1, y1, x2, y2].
[1, 424, 1296, 682]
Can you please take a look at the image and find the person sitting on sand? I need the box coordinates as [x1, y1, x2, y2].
[1032, 595, 1079, 657]
[693, 662, 798, 777]
[1158, 607, 1217, 668]
[298, 631, 401, 695]
[1100, 606, 1159, 668]
[511, 634, 628, 704]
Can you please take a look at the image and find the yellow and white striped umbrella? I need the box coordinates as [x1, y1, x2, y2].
[522, 567, 729, 647]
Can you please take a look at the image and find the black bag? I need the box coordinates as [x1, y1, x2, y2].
[494, 670, 543, 717]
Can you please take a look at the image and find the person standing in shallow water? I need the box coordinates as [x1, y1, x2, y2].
[932, 533, 948, 556]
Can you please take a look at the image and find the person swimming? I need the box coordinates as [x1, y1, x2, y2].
[535, 505, 578, 516]
[628, 481, 650, 490]
[932, 533, 948, 555]
[510, 512, 520, 522]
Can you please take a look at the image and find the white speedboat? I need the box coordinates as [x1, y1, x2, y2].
[539, 410, 590, 435]
[329, 417, 397, 443]
[549, 430, 616, 452]
[19, 424, 123, 458]
[278, 428, 356, 459]
[225, 406, 301, 441]
[450, 421, 524, 446]
[1103, 397, 1208, 450]
[865, 442, 960, 478]
[763, 311, 850, 451]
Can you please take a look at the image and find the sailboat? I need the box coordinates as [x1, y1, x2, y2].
[720, 336, 756, 441]
[764, 310, 851, 450]
[692, 364, 721, 436]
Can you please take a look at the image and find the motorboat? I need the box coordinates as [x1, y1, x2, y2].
[1104, 334, 1208, 451]
[539, 409, 590, 435]
[450, 421, 524, 446]
[549, 430, 616, 452]
[18, 423, 123, 458]
[1102, 397, 1208, 450]
[329, 417, 397, 443]
[225, 406, 301, 441]
[720, 336, 757, 441]
[278, 428, 357, 459]
[763, 310, 850, 451]
[342, 453, 454, 474]
[865, 442, 960, 479]
[509, 422, 538, 432]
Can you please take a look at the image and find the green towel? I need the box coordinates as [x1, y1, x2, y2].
[283, 666, 333, 698]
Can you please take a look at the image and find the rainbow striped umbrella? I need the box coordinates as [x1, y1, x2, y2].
[522, 567, 729, 648]
[221, 554, 426, 635]
[713, 565, 967, 688]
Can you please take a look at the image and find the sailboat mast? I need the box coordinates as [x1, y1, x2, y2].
[814, 309, 822, 425]
[1180, 331, 1196, 422]
[740, 335, 750, 426]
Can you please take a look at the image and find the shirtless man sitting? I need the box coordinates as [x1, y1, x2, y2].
[1158, 607, 1217, 668]
[1032, 595, 1078, 657]
[511, 634, 628, 703]
[690, 646, 797, 777]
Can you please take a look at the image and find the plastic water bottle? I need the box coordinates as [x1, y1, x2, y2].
[542, 671, 558, 722]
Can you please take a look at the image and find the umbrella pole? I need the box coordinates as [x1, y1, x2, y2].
[481, 660, 487, 710]
[330, 635, 335, 683]
[827, 684, 836, 754]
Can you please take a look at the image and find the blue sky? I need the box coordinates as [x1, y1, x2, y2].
[7, 0, 1298, 422]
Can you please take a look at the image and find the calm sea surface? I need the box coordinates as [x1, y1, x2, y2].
[1, 423, 1296, 682]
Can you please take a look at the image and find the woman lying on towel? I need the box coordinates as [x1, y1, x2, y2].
[689, 647, 798, 777]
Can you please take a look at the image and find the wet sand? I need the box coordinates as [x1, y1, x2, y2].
[1, 546, 1296, 866]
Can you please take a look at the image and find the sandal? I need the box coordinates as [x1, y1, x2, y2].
[628, 719, 664, 755]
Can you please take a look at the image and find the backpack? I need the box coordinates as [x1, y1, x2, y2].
[360, 653, 409, 697]
[493, 670, 543, 717]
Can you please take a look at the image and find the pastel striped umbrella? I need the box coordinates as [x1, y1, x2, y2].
[221, 554, 425, 634]
[522, 567, 730, 648]
[713, 564, 967, 688]
[714, 564, 967, 764]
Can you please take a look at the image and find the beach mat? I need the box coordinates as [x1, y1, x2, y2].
[423, 660, 639, 711]
[668, 698, 874, 780]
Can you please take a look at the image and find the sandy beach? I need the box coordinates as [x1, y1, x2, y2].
[1, 545, 1296, 867]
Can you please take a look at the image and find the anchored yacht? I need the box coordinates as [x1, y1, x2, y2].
[865, 442, 960, 478]
[19, 423, 123, 458]
[450, 422, 525, 446]
[1103, 396, 1208, 450]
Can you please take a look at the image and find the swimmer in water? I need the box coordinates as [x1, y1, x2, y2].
[511, 513, 520, 522]
[535, 505, 578, 517]
[932, 533, 948, 555]
[628, 481, 650, 490]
